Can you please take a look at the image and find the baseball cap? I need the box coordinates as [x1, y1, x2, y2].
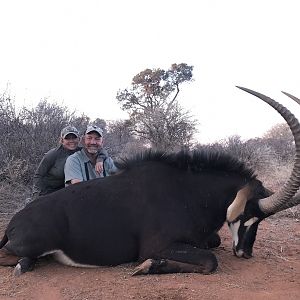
[85, 125, 103, 137]
[60, 126, 80, 139]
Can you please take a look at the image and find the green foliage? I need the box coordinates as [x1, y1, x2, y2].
[116, 63, 197, 151]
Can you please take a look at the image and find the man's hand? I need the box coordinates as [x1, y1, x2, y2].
[70, 179, 82, 184]
[95, 161, 104, 175]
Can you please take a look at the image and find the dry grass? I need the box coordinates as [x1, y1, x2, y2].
[258, 161, 293, 191]
[257, 161, 300, 219]
[0, 181, 30, 215]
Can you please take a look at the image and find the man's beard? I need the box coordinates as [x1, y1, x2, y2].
[86, 147, 98, 154]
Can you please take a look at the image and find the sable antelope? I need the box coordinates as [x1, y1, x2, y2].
[0, 87, 299, 276]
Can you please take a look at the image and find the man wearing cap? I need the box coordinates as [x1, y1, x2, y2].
[64, 125, 117, 185]
[32, 126, 107, 197]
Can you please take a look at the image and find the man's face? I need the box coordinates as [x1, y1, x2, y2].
[83, 132, 103, 154]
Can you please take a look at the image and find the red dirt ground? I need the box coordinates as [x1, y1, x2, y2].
[0, 216, 299, 300]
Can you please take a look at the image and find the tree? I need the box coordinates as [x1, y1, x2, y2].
[104, 119, 145, 158]
[116, 63, 197, 151]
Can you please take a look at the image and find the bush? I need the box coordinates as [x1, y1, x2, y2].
[0, 181, 30, 214]
[0, 91, 297, 218]
[195, 135, 294, 193]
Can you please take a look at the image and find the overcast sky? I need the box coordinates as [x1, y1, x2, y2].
[1, 0, 299, 143]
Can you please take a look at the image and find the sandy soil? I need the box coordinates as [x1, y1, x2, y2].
[0, 216, 299, 300]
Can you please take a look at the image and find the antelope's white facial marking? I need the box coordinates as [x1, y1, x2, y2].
[229, 220, 241, 247]
[244, 217, 259, 227]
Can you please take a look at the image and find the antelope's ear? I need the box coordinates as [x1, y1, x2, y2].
[227, 184, 253, 223]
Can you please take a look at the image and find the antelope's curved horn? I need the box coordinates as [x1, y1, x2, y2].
[275, 91, 300, 212]
[275, 191, 300, 212]
[236, 86, 300, 214]
[282, 91, 300, 105]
